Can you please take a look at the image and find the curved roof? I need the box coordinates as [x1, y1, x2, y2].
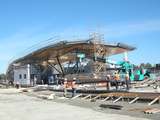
[7, 38, 135, 74]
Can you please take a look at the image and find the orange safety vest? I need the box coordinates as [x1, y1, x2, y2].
[115, 74, 120, 81]
[64, 81, 68, 88]
[72, 81, 76, 88]
[125, 74, 129, 80]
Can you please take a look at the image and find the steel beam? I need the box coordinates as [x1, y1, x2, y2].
[56, 56, 64, 76]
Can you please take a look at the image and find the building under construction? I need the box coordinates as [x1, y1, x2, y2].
[6, 36, 135, 87]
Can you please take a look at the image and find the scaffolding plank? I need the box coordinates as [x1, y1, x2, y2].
[71, 94, 82, 99]
[148, 97, 160, 106]
[102, 96, 111, 101]
[113, 96, 123, 103]
[129, 97, 139, 104]
[82, 94, 91, 100]
[92, 95, 101, 100]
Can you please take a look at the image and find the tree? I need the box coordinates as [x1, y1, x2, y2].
[140, 63, 145, 68]
[0, 74, 6, 80]
[139, 63, 152, 68]
[145, 63, 152, 68]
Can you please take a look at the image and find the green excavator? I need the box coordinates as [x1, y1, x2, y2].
[109, 61, 150, 81]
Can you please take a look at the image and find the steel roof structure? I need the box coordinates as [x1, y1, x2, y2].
[6, 38, 135, 81]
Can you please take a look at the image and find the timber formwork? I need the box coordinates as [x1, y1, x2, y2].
[72, 91, 160, 105]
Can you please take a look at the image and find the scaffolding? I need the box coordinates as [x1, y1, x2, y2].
[90, 33, 107, 75]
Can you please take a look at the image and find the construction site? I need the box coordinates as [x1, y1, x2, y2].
[1, 0, 160, 119]
[0, 33, 158, 120]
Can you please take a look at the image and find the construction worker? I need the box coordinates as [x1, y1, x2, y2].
[114, 71, 120, 90]
[15, 80, 20, 89]
[106, 74, 111, 90]
[63, 78, 68, 97]
[71, 78, 76, 97]
[125, 72, 130, 90]
[33, 76, 37, 86]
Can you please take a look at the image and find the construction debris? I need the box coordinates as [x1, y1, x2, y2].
[128, 108, 152, 112]
[47, 94, 56, 100]
[37, 94, 48, 99]
[144, 108, 160, 114]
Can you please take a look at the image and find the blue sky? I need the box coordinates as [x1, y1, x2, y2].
[0, 0, 160, 73]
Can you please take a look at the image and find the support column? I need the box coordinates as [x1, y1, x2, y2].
[56, 56, 64, 76]
[27, 64, 31, 85]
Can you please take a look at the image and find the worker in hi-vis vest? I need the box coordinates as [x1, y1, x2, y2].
[63, 78, 68, 97]
[114, 71, 120, 90]
[106, 74, 111, 90]
[125, 72, 130, 90]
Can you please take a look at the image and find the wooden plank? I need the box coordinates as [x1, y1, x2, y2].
[144, 108, 160, 114]
[71, 94, 82, 99]
[113, 96, 123, 103]
[47, 94, 55, 100]
[102, 96, 111, 102]
[92, 95, 101, 100]
[129, 97, 139, 104]
[151, 109, 160, 114]
[148, 97, 160, 106]
[82, 94, 91, 100]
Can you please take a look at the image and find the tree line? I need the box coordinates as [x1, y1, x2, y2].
[0, 73, 6, 80]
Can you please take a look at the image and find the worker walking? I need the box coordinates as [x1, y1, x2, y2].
[15, 81, 20, 89]
[106, 74, 111, 90]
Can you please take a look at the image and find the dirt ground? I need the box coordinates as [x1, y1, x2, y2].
[0, 89, 158, 120]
